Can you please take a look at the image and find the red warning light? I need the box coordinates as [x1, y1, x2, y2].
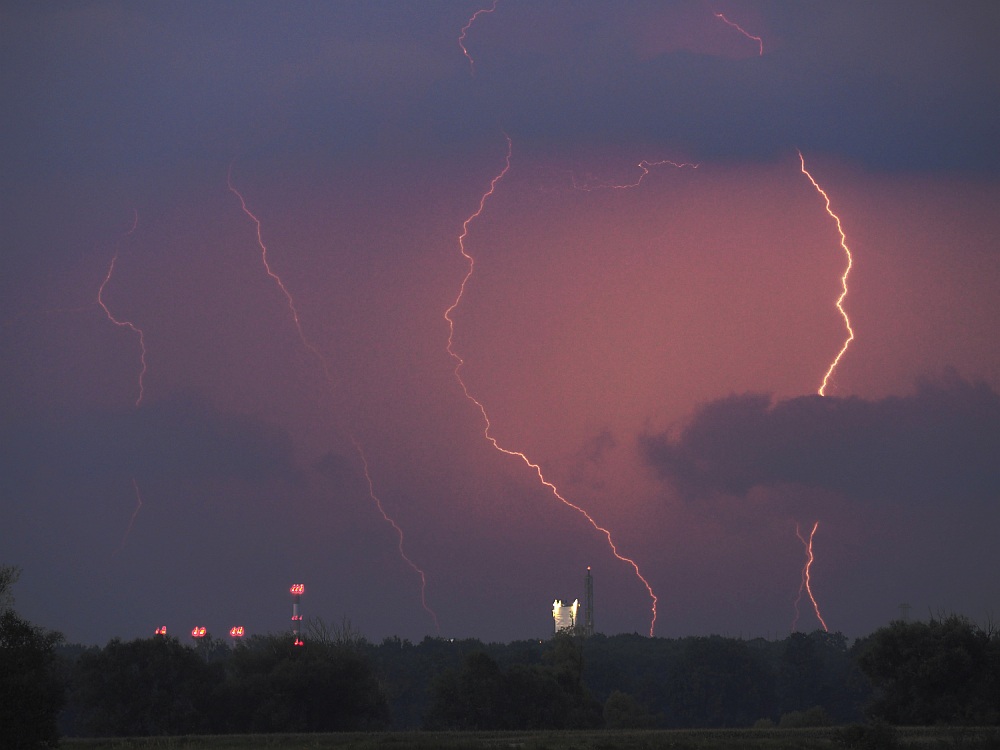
[229, 626, 245, 638]
[154, 626, 167, 636]
[293, 638, 304, 647]
[191, 626, 207, 638]
[290, 584, 304, 595]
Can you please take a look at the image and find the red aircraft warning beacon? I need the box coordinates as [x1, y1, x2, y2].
[190, 626, 206, 640]
[229, 626, 245, 641]
[154, 626, 167, 636]
[290, 584, 304, 646]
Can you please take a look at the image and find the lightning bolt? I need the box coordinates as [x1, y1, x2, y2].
[573, 159, 699, 191]
[793, 521, 828, 632]
[713, 11, 763, 56]
[797, 150, 855, 396]
[116, 478, 144, 554]
[226, 166, 338, 389]
[97, 210, 147, 407]
[445, 135, 659, 636]
[228, 167, 438, 628]
[353, 437, 440, 634]
[458, 0, 498, 75]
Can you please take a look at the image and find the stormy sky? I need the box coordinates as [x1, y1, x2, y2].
[2, 1, 998, 645]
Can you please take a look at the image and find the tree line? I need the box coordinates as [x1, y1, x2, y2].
[3, 566, 999, 744]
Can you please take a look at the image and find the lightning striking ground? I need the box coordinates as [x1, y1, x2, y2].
[444, 135, 660, 636]
[458, 0, 498, 75]
[793, 521, 828, 632]
[713, 11, 764, 56]
[97, 210, 147, 407]
[797, 150, 855, 397]
[353, 437, 440, 634]
[228, 168, 438, 628]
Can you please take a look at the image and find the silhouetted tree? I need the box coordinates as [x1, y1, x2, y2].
[0, 608, 65, 749]
[603, 689, 657, 729]
[856, 615, 1000, 725]
[665, 635, 772, 727]
[424, 650, 505, 729]
[72, 636, 217, 736]
[222, 634, 389, 732]
[424, 635, 601, 730]
[777, 630, 865, 722]
[0, 565, 19, 610]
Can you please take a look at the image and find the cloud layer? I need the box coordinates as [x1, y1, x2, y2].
[641, 373, 1000, 505]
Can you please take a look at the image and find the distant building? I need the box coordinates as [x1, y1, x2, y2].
[551, 567, 595, 637]
[552, 599, 579, 634]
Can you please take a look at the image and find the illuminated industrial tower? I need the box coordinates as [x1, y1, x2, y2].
[290, 583, 304, 646]
[551, 567, 596, 637]
[552, 599, 579, 634]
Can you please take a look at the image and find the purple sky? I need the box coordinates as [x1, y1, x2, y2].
[2, 1, 998, 646]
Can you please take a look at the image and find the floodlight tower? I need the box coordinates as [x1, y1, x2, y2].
[583, 566, 594, 637]
[290, 584, 304, 646]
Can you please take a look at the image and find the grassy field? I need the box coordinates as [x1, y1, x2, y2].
[61, 726, 1000, 750]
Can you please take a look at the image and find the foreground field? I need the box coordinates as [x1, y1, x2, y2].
[63, 726, 1000, 750]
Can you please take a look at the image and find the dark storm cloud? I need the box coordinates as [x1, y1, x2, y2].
[641, 372, 1000, 504]
[2, 2, 996, 179]
[481, 2, 1000, 173]
[0, 2, 462, 176]
[0, 392, 298, 486]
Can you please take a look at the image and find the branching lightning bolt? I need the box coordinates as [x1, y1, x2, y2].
[798, 150, 855, 396]
[574, 159, 699, 191]
[228, 167, 438, 628]
[353, 437, 440, 633]
[444, 135, 659, 636]
[97, 210, 147, 407]
[793, 521, 828, 632]
[458, 0, 498, 75]
[713, 11, 763, 56]
[115, 478, 144, 554]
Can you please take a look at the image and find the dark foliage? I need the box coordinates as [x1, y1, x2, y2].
[72, 635, 218, 736]
[580, 630, 867, 729]
[221, 634, 390, 732]
[603, 689, 658, 729]
[423, 634, 602, 730]
[0, 608, 65, 749]
[50, 615, 1000, 735]
[854, 615, 1000, 725]
[65, 632, 390, 736]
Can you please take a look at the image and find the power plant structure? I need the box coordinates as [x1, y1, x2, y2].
[552, 598, 579, 633]
[290, 583, 304, 646]
[552, 567, 595, 637]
